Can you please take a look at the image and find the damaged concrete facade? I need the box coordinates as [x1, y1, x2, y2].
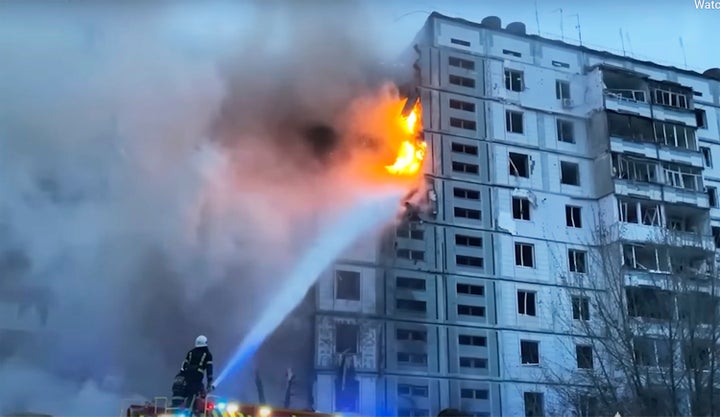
[314, 12, 720, 417]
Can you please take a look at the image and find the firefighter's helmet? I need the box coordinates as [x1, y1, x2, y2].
[195, 335, 208, 347]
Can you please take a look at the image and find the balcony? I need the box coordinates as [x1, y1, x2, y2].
[607, 222, 714, 252]
[650, 85, 697, 126]
[622, 243, 715, 285]
[602, 69, 652, 118]
[607, 112, 702, 166]
[611, 154, 709, 207]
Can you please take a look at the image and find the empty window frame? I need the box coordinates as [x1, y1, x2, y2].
[633, 336, 672, 367]
[457, 283, 485, 296]
[520, 340, 540, 365]
[524, 392, 544, 417]
[663, 163, 702, 191]
[509, 152, 530, 177]
[556, 80, 570, 99]
[457, 304, 486, 317]
[455, 207, 481, 220]
[701, 146, 713, 167]
[396, 328, 427, 342]
[450, 117, 477, 131]
[695, 108, 708, 128]
[449, 99, 476, 112]
[449, 74, 476, 88]
[622, 244, 670, 272]
[455, 234, 483, 247]
[459, 356, 488, 368]
[336, 270, 360, 300]
[397, 249, 425, 261]
[653, 121, 696, 150]
[515, 242, 535, 267]
[572, 296, 590, 321]
[626, 287, 673, 320]
[576, 345, 594, 369]
[452, 161, 479, 174]
[504, 69, 523, 91]
[568, 249, 587, 273]
[448, 56, 475, 70]
[565, 205, 582, 227]
[613, 154, 658, 183]
[617, 199, 661, 226]
[396, 276, 426, 291]
[653, 88, 689, 109]
[336, 324, 359, 353]
[451, 142, 478, 155]
[453, 187, 480, 200]
[398, 383, 429, 397]
[557, 119, 575, 143]
[397, 352, 428, 365]
[506, 110, 524, 133]
[513, 197, 531, 220]
[708, 186, 718, 207]
[560, 161, 580, 185]
[517, 290, 537, 316]
[395, 298, 427, 312]
[459, 334, 487, 346]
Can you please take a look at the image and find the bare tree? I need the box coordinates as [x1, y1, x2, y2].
[544, 205, 720, 417]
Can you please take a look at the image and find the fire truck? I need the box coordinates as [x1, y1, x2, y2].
[124, 395, 337, 417]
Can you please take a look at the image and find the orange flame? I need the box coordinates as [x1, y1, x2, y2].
[385, 101, 426, 176]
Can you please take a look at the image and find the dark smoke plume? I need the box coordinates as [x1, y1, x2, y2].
[0, 0, 400, 414]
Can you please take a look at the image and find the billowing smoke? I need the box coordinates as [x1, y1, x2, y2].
[0, 1, 416, 414]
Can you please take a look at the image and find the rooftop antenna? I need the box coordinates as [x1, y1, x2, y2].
[679, 36, 688, 68]
[619, 28, 626, 56]
[625, 31, 635, 57]
[569, 13, 582, 45]
[534, 0, 542, 34]
[552, 8, 564, 41]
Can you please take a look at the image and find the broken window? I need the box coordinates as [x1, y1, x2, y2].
[613, 154, 658, 183]
[398, 383, 429, 397]
[449, 56, 475, 70]
[452, 161, 479, 174]
[449, 74, 476, 88]
[653, 87, 689, 109]
[708, 186, 718, 207]
[335, 323, 359, 353]
[506, 110, 524, 134]
[456, 255, 484, 268]
[459, 334, 487, 346]
[576, 345, 593, 369]
[396, 249, 425, 261]
[568, 249, 587, 273]
[633, 336, 672, 367]
[602, 70, 648, 101]
[607, 112, 655, 142]
[578, 396, 599, 417]
[695, 108, 707, 128]
[451, 142, 478, 155]
[457, 283, 485, 296]
[572, 296, 590, 321]
[449, 99, 475, 112]
[459, 356, 488, 368]
[671, 255, 712, 276]
[454, 207, 481, 220]
[640, 202, 661, 226]
[515, 243, 535, 267]
[618, 199, 639, 223]
[654, 121, 696, 150]
[513, 197, 531, 220]
[678, 292, 718, 324]
[556, 80, 570, 99]
[560, 161, 580, 185]
[663, 163, 702, 191]
[521, 340, 540, 364]
[457, 304, 485, 317]
[396, 298, 427, 312]
[565, 205, 582, 227]
[396, 328, 427, 342]
[396, 276, 426, 291]
[684, 340, 713, 370]
[450, 117, 477, 131]
[557, 119, 575, 143]
[712, 226, 720, 248]
[455, 234, 483, 247]
[509, 152, 529, 177]
[453, 187, 480, 200]
[701, 146, 713, 167]
[623, 244, 670, 272]
[625, 287, 673, 320]
[524, 392, 544, 417]
[336, 270, 361, 300]
[505, 69, 523, 91]
[517, 290, 537, 316]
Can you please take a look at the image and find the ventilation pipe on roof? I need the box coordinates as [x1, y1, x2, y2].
[506, 22, 527, 35]
[481, 16, 501, 30]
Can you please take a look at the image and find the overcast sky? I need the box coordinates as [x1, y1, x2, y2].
[373, 0, 719, 74]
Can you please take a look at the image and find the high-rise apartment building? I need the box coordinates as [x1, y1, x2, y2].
[313, 12, 720, 417]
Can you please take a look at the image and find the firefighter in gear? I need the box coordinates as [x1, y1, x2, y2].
[180, 335, 215, 406]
